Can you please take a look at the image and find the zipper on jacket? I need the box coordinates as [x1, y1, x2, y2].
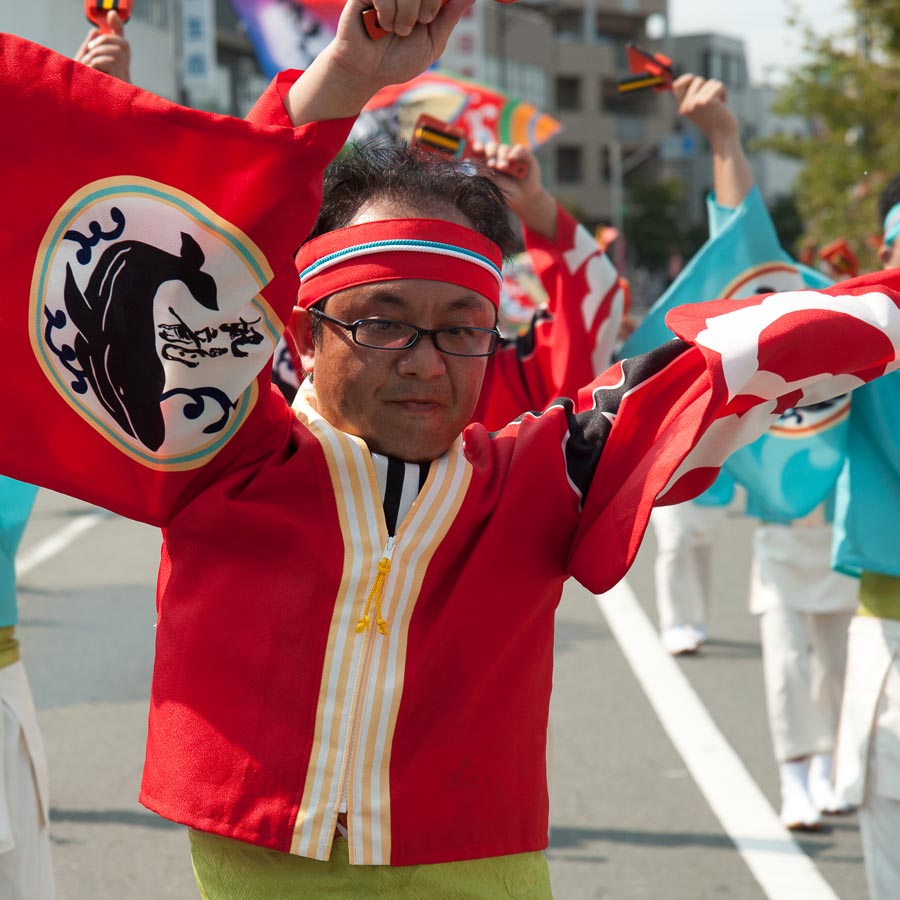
[336, 536, 396, 835]
[356, 535, 394, 635]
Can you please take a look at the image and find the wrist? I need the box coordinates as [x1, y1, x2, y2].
[706, 128, 741, 157]
[517, 189, 558, 241]
[288, 47, 378, 124]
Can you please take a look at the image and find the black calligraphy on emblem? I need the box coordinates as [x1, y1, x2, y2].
[157, 311, 264, 366]
[44, 207, 254, 452]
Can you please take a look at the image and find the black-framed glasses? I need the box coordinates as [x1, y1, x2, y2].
[309, 308, 501, 357]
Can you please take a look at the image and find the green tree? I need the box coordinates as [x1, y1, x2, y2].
[767, 1, 900, 270]
[625, 178, 687, 270]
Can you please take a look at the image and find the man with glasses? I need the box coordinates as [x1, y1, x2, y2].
[6, 6, 900, 897]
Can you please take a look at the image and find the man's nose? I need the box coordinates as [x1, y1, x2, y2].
[396, 332, 447, 377]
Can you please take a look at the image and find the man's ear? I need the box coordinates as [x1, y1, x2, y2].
[289, 306, 316, 376]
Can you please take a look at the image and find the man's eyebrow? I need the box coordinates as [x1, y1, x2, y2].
[444, 295, 490, 312]
[360, 290, 491, 315]
[363, 290, 406, 309]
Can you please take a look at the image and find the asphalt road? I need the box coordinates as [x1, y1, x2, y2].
[16, 490, 868, 899]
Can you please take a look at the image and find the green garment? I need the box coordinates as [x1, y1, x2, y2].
[0, 625, 19, 669]
[190, 829, 553, 899]
[858, 571, 900, 621]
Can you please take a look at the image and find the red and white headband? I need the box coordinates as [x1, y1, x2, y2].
[295, 218, 504, 309]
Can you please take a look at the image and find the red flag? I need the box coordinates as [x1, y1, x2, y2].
[0, 35, 351, 518]
[618, 43, 675, 94]
[818, 237, 859, 279]
[356, 70, 561, 149]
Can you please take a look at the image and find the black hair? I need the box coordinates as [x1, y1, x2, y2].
[878, 174, 900, 226]
[305, 141, 520, 257]
[304, 142, 517, 348]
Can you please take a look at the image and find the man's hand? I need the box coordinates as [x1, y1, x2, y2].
[74, 11, 132, 83]
[472, 141, 558, 240]
[287, 0, 472, 126]
[672, 72, 752, 208]
[672, 74, 737, 151]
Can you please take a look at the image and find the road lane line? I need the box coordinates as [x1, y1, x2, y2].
[596, 579, 842, 900]
[17, 510, 109, 578]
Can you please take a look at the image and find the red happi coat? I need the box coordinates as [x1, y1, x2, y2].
[250, 73, 627, 429]
[5, 36, 900, 867]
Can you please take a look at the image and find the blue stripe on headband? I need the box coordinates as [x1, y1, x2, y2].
[884, 202, 900, 247]
[298, 238, 503, 284]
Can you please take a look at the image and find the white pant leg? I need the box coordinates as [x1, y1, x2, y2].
[650, 504, 722, 632]
[760, 608, 847, 762]
[808, 611, 853, 749]
[0, 662, 54, 900]
[859, 657, 900, 900]
[760, 607, 811, 762]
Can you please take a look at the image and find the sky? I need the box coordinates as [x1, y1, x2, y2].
[667, 0, 856, 84]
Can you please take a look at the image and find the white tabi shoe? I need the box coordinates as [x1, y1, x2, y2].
[808, 753, 852, 815]
[779, 759, 822, 831]
[661, 625, 701, 656]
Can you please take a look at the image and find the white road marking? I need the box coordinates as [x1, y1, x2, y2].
[17, 510, 108, 578]
[596, 579, 842, 900]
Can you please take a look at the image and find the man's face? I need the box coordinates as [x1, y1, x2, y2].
[293, 201, 496, 463]
[879, 236, 900, 270]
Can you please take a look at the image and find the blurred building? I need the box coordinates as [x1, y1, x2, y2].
[4, 0, 261, 112]
[6, 0, 180, 99]
[442, 0, 672, 232]
[6, 1, 804, 237]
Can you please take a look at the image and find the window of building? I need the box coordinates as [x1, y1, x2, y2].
[553, 10, 583, 40]
[131, 0, 170, 27]
[556, 76, 582, 112]
[556, 146, 583, 184]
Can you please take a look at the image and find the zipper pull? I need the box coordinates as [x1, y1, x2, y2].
[356, 536, 395, 635]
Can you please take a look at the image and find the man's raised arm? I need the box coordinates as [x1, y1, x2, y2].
[673, 73, 753, 209]
[286, 0, 472, 125]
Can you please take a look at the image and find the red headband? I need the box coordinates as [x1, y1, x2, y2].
[295, 219, 504, 309]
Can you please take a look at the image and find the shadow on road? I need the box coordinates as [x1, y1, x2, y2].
[50, 807, 182, 830]
[548, 823, 851, 860]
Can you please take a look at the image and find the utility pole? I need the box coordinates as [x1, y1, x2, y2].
[609, 139, 658, 272]
[582, 0, 597, 44]
[497, 2, 508, 91]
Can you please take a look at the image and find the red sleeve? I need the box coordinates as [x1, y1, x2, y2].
[245, 70, 302, 127]
[472, 204, 626, 430]
[572, 274, 900, 590]
[482, 273, 900, 594]
[0, 38, 353, 525]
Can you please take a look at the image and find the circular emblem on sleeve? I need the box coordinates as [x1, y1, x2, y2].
[720, 261, 806, 299]
[29, 177, 281, 469]
[771, 394, 851, 437]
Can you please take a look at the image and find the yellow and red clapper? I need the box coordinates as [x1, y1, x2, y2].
[84, 0, 133, 31]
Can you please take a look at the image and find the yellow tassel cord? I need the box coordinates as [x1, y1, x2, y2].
[356, 557, 391, 635]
